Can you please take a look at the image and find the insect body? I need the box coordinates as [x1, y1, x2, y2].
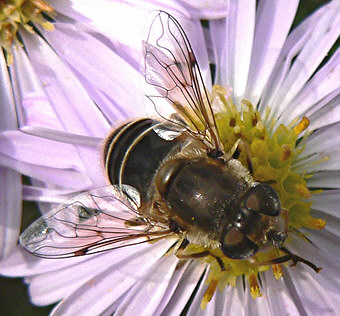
[20, 11, 320, 272]
[103, 117, 286, 260]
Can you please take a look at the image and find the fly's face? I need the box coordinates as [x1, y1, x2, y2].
[220, 183, 287, 259]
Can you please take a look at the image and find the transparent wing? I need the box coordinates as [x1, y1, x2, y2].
[143, 11, 223, 152]
[20, 186, 173, 258]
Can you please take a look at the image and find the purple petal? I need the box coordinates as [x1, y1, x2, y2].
[0, 152, 92, 189]
[279, 49, 340, 127]
[153, 261, 191, 315]
[186, 268, 210, 315]
[0, 48, 22, 259]
[27, 242, 157, 306]
[262, 272, 300, 315]
[51, 240, 174, 315]
[0, 168, 21, 259]
[114, 255, 179, 315]
[263, 1, 340, 120]
[210, 0, 256, 104]
[41, 22, 146, 122]
[20, 31, 109, 138]
[259, 3, 329, 116]
[244, 0, 299, 105]
[307, 171, 340, 189]
[12, 45, 63, 129]
[161, 261, 207, 316]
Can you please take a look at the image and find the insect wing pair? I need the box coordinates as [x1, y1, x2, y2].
[20, 11, 220, 258]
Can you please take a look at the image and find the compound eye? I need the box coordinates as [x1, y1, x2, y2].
[220, 225, 258, 259]
[243, 183, 281, 216]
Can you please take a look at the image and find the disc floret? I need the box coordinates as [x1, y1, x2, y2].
[0, 0, 54, 63]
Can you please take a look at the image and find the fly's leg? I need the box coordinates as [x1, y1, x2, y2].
[257, 246, 322, 273]
[175, 239, 225, 271]
[232, 139, 254, 175]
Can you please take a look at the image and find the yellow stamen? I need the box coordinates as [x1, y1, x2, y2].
[305, 218, 326, 230]
[296, 184, 311, 199]
[0, 0, 55, 64]
[293, 116, 310, 135]
[272, 264, 284, 280]
[248, 274, 262, 299]
[201, 279, 218, 310]
[31, 0, 54, 12]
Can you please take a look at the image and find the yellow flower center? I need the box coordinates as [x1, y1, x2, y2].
[178, 85, 326, 308]
[0, 0, 54, 63]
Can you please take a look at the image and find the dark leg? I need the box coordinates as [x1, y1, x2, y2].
[233, 139, 254, 175]
[176, 247, 225, 271]
[257, 246, 321, 273]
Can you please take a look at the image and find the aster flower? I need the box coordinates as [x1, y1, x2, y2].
[1, 1, 340, 316]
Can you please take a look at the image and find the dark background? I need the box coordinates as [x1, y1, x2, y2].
[0, 1, 334, 315]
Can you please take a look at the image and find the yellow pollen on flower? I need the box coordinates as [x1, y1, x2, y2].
[0, 0, 55, 64]
[180, 85, 327, 306]
[305, 218, 326, 230]
[296, 184, 311, 198]
[293, 116, 310, 134]
[201, 279, 218, 310]
[272, 264, 284, 279]
[248, 274, 262, 299]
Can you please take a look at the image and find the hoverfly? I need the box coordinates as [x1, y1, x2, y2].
[20, 11, 320, 273]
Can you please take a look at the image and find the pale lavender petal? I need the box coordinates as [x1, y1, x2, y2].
[121, 0, 229, 19]
[27, 242, 155, 306]
[186, 268, 211, 316]
[252, 291, 272, 316]
[307, 88, 340, 131]
[19, 37, 109, 130]
[298, 122, 340, 158]
[307, 171, 340, 189]
[244, 0, 299, 105]
[0, 153, 92, 189]
[161, 261, 207, 316]
[0, 168, 21, 259]
[21, 126, 101, 147]
[22, 185, 76, 204]
[278, 49, 340, 127]
[41, 22, 145, 122]
[178, 0, 229, 19]
[302, 225, 340, 263]
[311, 210, 340, 242]
[0, 131, 85, 171]
[0, 246, 91, 276]
[20, 31, 114, 185]
[11, 44, 63, 129]
[282, 238, 340, 316]
[153, 261, 191, 315]
[266, 1, 340, 120]
[293, 122, 340, 173]
[262, 272, 300, 316]
[0, 53, 18, 129]
[290, 237, 340, 304]
[51, 239, 174, 316]
[0, 129, 103, 188]
[114, 255, 179, 316]
[259, 3, 328, 115]
[218, 278, 247, 315]
[51, 0, 148, 66]
[97, 298, 123, 316]
[0, 52, 22, 259]
[310, 190, 340, 218]
[210, 0, 256, 104]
